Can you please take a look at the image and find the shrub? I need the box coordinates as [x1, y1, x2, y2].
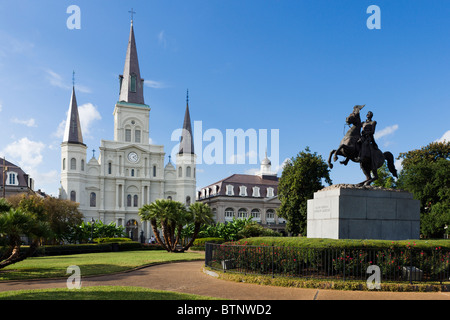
[191, 237, 225, 251]
[93, 237, 132, 243]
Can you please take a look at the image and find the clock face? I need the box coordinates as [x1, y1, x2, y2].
[128, 152, 139, 163]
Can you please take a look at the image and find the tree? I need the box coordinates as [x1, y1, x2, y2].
[373, 163, 397, 189]
[397, 141, 450, 238]
[277, 147, 332, 236]
[139, 199, 213, 252]
[7, 194, 83, 244]
[0, 198, 51, 269]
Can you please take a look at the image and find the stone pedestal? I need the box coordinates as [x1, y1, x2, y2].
[307, 185, 420, 240]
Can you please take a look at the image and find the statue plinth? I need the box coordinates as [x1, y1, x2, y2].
[307, 184, 420, 240]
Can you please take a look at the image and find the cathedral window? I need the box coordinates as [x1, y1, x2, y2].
[108, 162, 112, 174]
[125, 129, 132, 142]
[90, 192, 96, 207]
[135, 129, 141, 143]
[178, 167, 182, 178]
[133, 195, 138, 207]
[70, 158, 76, 170]
[186, 196, 191, 206]
[63, 158, 66, 170]
[131, 169, 135, 177]
[186, 166, 191, 177]
[127, 194, 132, 207]
[130, 74, 137, 93]
[81, 159, 85, 171]
[70, 191, 76, 202]
[153, 165, 157, 177]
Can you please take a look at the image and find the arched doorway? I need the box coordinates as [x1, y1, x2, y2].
[126, 219, 139, 241]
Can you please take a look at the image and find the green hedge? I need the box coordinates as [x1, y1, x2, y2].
[234, 237, 450, 250]
[93, 237, 132, 243]
[34, 241, 144, 256]
[191, 237, 225, 251]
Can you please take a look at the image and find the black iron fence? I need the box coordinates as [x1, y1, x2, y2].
[205, 243, 450, 284]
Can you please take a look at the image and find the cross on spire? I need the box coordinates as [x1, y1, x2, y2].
[129, 8, 136, 22]
[186, 89, 189, 104]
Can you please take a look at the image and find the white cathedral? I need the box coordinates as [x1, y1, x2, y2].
[59, 20, 196, 241]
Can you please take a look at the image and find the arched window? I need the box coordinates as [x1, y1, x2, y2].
[70, 158, 76, 170]
[266, 209, 275, 223]
[133, 195, 138, 207]
[167, 196, 172, 200]
[108, 162, 112, 174]
[178, 166, 182, 177]
[125, 129, 132, 142]
[127, 194, 132, 207]
[81, 159, 85, 171]
[238, 208, 248, 219]
[251, 209, 261, 221]
[90, 192, 96, 207]
[224, 208, 234, 221]
[153, 165, 157, 177]
[186, 166, 191, 177]
[63, 158, 66, 170]
[186, 196, 191, 206]
[131, 169, 135, 177]
[70, 191, 76, 202]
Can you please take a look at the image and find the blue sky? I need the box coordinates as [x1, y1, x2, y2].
[0, 0, 449, 196]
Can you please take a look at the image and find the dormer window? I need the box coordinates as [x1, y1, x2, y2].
[226, 185, 234, 196]
[239, 186, 247, 196]
[267, 187, 274, 197]
[7, 172, 18, 186]
[252, 186, 260, 197]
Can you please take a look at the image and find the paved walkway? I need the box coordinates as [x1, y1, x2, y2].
[0, 260, 449, 300]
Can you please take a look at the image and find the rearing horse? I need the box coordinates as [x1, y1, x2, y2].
[328, 105, 398, 186]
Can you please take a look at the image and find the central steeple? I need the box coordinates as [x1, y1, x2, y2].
[119, 19, 145, 105]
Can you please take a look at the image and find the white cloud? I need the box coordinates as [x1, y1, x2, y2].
[374, 124, 399, 140]
[436, 130, 450, 143]
[11, 117, 37, 127]
[1, 137, 45, 171]
[144, 80, 168, 89]
[78, 103, 102, 136]
[53, 103, 101, 139]
[44, 69, 91, 93]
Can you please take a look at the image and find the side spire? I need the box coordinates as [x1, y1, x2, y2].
[119, 18, 145, 104]
[63, 85, 85, 146]
[178, 89, 194, 155]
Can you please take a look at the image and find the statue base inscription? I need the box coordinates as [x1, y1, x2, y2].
[307, 185, 420, 240]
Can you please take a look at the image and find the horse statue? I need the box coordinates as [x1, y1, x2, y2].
[327, 105, 398, 186]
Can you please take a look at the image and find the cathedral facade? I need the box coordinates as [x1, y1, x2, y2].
[59, 20, 196, 241]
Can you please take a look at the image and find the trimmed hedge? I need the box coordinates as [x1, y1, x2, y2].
[191, 237, 225, 251]
[34, 241, 144, 256]
[234, 237, 450, 250]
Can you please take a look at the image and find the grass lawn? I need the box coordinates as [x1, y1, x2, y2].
[0, 286, 220, 300]
[0, 250, 205, 281]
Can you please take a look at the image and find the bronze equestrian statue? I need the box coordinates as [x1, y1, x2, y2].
[328, 105, 397, 186]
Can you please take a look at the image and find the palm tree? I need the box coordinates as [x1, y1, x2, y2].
[0, 199, 51, 269]
[139, 199, 213, 252]
[182, 202, 214, 251]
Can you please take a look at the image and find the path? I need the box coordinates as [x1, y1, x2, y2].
[0, 261, 449, 300]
